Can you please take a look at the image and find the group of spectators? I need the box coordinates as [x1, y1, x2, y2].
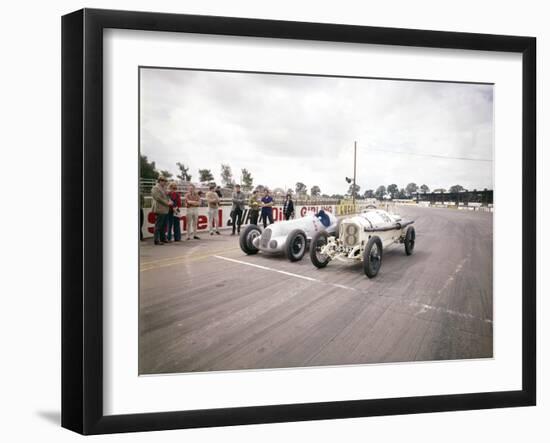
[144, 176, 296, 245]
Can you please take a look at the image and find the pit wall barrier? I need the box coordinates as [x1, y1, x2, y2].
[426, 202, 493, 212]
[335, 203, 378, 216]
[142, 204, 337, 238]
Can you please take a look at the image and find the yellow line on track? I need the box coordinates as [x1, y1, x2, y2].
[140, 247, 240, 272]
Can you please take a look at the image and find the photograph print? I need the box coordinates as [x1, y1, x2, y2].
[139, 67, 493, 375]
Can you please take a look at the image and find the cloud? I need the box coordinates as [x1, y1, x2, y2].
[140, 68, 493, 194]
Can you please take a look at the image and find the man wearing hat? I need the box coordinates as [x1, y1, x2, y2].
[150, 176, 173, 245]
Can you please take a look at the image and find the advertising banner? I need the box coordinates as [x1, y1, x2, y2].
[142, 204, 337, 238]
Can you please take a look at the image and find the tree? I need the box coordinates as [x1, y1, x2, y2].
[347, 184, 360, 197]
[310, 185, 321, 197]
[398, 188, 407, 199]
[420, 184, 430, 194]
[406, 182, 418, 197]
[176, 162, 192, 181]
[387, 184, 398, 199]
[374, 185, 386, 199]
[363, 189, 374, 199]
[220, 164, 233, 187]
[140, 155, 159, 180]
[449, 184, 466, 193]
[198, 169, 214, 182]
[241, 168, 254, 191]
[295, 182, 307, 195]
[159, 169, 173, 179]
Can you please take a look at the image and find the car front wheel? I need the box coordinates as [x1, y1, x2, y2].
[239, 224, 261, 255]
[363, 236, 383, 278]
[310, 231, 331, 268]
[286, 229, 307, 262]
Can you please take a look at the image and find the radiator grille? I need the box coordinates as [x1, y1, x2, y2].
[260, 228, 272, 248]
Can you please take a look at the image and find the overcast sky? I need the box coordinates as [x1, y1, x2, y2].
[140, 68, 493, 195]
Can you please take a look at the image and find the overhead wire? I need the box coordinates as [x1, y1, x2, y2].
[367, 147, 492, 162]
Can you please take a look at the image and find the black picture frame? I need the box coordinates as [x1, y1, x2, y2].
[62, 8, 536, 435]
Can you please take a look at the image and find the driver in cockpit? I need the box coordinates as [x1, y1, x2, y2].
[315, 209, 331, 227]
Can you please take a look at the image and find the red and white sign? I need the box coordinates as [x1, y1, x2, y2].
[142, 205, 336, 238]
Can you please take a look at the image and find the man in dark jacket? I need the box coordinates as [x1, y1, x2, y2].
[231, 184, 245, 235]
[283, 194, 294, 220]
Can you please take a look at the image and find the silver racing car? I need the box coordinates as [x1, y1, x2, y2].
[239, 210, 338, 261]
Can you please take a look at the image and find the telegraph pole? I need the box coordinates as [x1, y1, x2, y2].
[353, 141, 357, 205]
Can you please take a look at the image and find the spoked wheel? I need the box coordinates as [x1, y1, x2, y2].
[286, 229, 307, 262]
[239, 224, 261, 255]
[310, 231, 331, 268]
[404, 226, 416, 256]
[363, 236, 383, 278]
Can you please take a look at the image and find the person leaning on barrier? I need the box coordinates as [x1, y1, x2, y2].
[283, 193, 294, 220]
[260, 188, 274, 228]
[151, 176, 173, 245]
[184, 184, 201, 240]
[248, 189, 260, 226]
[231, 184, 245, 235]
[206, 183, 221, 235]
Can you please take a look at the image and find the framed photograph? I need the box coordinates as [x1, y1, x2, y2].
[62, 8, 536, 435]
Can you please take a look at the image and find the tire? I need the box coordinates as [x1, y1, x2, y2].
[404, 226, 416, 256]
[239, 224, 261, 255]
[310, 231, 331, 268]
[286, 229, 307, 262]
[363, 236, 383, 278]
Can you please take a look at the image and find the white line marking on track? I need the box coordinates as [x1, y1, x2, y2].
[410, 302, 493, 324]
[332, 283, 357, 291]
[213, 255, 360, 292]
[437, 255, 469, 294]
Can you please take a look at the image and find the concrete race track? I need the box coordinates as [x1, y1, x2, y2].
[139, 206, 493, 374]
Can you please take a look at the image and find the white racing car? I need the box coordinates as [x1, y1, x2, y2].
[309, 209, 415, 278]
[239, 210, 338, 261]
